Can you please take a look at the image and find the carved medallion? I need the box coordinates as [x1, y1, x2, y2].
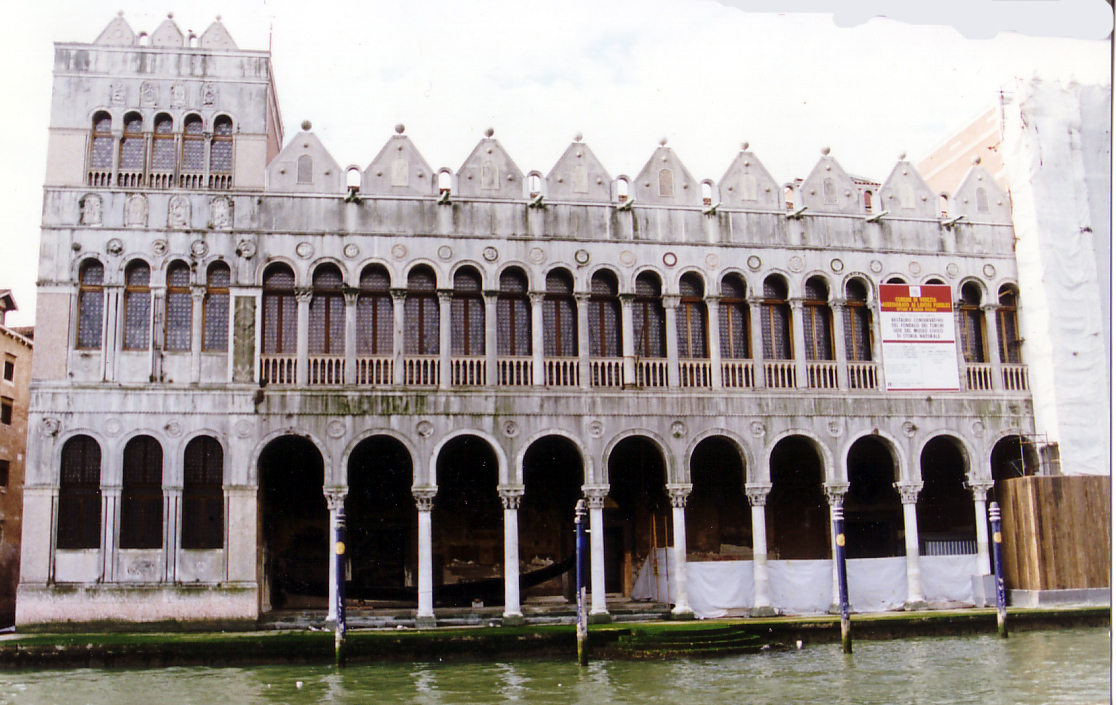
[747, 255, 762, 271]
[327, 419, 346, 439]
[705, 253, 719, 269]
[574, 249, 591, 266]
[295, 242, 314, 259]
[587, 419, 604, 439]
[236, 240, 256, 259]
[750, 420, 766, 438]
[391, 244, 408, 260]
[234, 420, 253, 439]
[502, 420, 520, 438]
[483, 247, 499, 263]
[908, 261, 922, 276]
[619, 251, 636, 267]
[662, 252, 678, 268]
[343, 243, 360, 260]
[105, 418, 123, 437]
[870, 260, 884, 274]
[946, 263, 960, 278]
[416, 420, 434, 438]
[529, 247, 546, 265]
[788, 255, 805, 273]
[671, 420, 687, 438]
[437, 246, 453, 261]
[39, 418, 61, 438]
[190, 240, 209, 258]
[830, 258, 844, 273]
[983, 264, 996, 278]
[165, 421, 184, 438]
[106, 238, 124, 256]
[168, 195, 191, 229]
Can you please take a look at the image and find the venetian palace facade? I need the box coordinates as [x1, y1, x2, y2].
[18, 15, 1038, 627]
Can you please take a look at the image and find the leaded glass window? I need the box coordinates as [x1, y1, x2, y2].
[959, 283, 986, 363]
[451, 268, 484, 355]
[405, 267, 439, 355]
[77, 259, 104, 350]
[843, 280, 872, 362]
[119, 436, 163, 550]
[203, 262, 230, 352]
[90, 112, 113, 170]
[677, 274, 707, 359]
[57, 435, 101, 550]
[119, 112, 145, 170]
[123, 260, 151, 350]
[544, 270, 576, 357]
[719, 275, 750, 359]
[997, 287, 1021, 364]
[151, 114, 175, 171]
[762, 276, 792, 360]
[357, 266, 393, 355]
[165, 261, 192, 352]
[262, 264, 297, 355]
[634, 273, 665, 358]
[497, 269, 530, 356]
[803, 277, 833, 361]
[182, 436, 224, 550]
[182, 115, 205, 172]
[308, 265, 344, 355]
[589, 272, 621, 357]
[210, 115, 233, 174]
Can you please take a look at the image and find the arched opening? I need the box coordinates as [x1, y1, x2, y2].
[767, 436, 828, 560]
[687, 437, 750, 560]
[863, 190, 873, 214]
[701, 181, 713, 206]
[210, 116, 234, 182]
[607, 436, 668, 598]
[438, 169, 452, 194]
[997, 286, 1022, 364]
[182, 115, 205, 180]
[57, 435, 102, 550]
[76, 259, 105, 350]
[309, 264, 345, 384]
[677, 273, 707, 360]
[991, 435, 1039, 486]
[259, 436, 326, 611]
[543, 269, 577, 359]
[405, 266, 439, 357]
[182, 436, 224, 550]
[803, 276, 833, 361]
[346, 436, 414, 602]
[120, 435, 164, 549]
[616, 177, 629, 203]
[528, 173, 542, 198]
[959, 282, 986, 363]
[118, 112, 145, 185]
[497, 268, 531, 357]
[165, 261, 192, 352]
[151, 113, 175, 180]
[520, 436, 584, 602]
[843, 436, 902, 558]
[589, 270, 622, 386]
[844, 279, 872, 362]
[761, 275, 791, 360]
[123, 260, 151, 351]
[917, 436, 977, 558]
[633, 272, 666, 363]
[346, 166, 362, 192]
[356, 265, 393, 365]
[451, 267, 485, 386]
[203, 262, 231, 352]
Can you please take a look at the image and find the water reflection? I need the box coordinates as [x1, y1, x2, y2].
[0, 628, 1107, 705]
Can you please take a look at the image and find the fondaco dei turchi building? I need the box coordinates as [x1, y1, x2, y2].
[18, 14, 1044, 628]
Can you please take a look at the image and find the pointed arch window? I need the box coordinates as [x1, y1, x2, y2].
[634, 273, 666, 358]
[997, 287, 1021, 364]
[262, 264, 297, 355]
[357, 266, 393, 355]
[89, 112, 113, 171]
[589, 271, 621, 357]
[165, 260, 192, 352]
[182, 436, 224, 550]
[544, 269, 576, 357]
[76, 259, 105, 350]
[120, 436, 163, 550]
[803, 277, 833, 360]
[719, 275, 750, 359]
[959, 283, 986, 363]
[210, 116, 234, 175]
[677, 273, 707, 358]
[761, 276, 792, 359]
[843, 280, 872, 362]
[202, 262, 230, 352]
[181, 115, 205, 173]
[123, 260, 152, 350]
[498, 269, 531, 356]
[57, 435, 101, 550]
[308, 265, 344, 355]
[451, 268, 484, 356]
[405, 267, 439, 355]
[151, 114, 176, 174]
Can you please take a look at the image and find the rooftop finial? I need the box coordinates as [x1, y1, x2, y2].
[216, 14, 222, 21]
[485, 127, 495, 138]
[301, 120, 312, 131]
[395, 123, 405, 134]
[973, 155, 982, 165]
[742, 141, 749, 151]
[660, 137, 668, 147]
[574, 132, 583, 142]
[821, 146, 831, 156]
[898, 151, 907, 161]
[118, 10, 125, 17]
[167, 11, 173, 18]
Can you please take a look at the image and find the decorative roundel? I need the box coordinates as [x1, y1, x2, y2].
[747, 255, 762, 271]
[482, 246, 499, 262]
[869, 260, 884, 274]
[236, 240, 256, 259]
[587, 419, 605, 439]
[827, 419, 843, 437]
[529, 247, 546, 264]
[391, 244, 408, 260]
[972, 421, 985, 437]
[574, 249, 591, 266]
[165, 421, 184, 438]
[234, 420, 253, 439]
[327, 419, 346, 439]
[946, 263, 960, 278]
[343, 243, 360, 260]
[902, 421, 916, 437]
[830, 258, 844, 273]
[670, 420, 687, 438]
[151, 240, 169, 256]
[437, 246, 453, 261]
[983, 264, 996, 278]
[295, 242, 314, 259]
[662, 252, 678, 268]
[788, 255, 805, 273]
[39, 418, 61, 438]
[191, 240, 210, 258]
[106, 238, 125, 256]
[619, 251, 636, 267]
[105, 418, 123, 437]
[750, 420, 766, 437]
[416, 420, 434, 438]
[503, 420, 520, 438]
[705, 253, 719, 269]
[908, 261, 922, 275]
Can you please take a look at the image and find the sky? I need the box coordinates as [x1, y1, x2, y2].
[0, 0, 1110, 327]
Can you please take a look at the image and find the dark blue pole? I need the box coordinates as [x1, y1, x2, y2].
[335, 504, 347, 665]
[989, 502, 1007, 638]
[833, 505, 852, 654]
[575, 498, 588, 666]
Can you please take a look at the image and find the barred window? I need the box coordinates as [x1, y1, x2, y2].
[308, 265, 344, 355]
[589, 271, 621, 357]
[77, 259, 105, 350]
[182, 436, 224, 550]
[182, 115, 205, 172]
[959, 283, 986, 363]
[120, 436, 163, 550]
[123, 260, 152, 350]
[90, 112, 113, 170]
[405, 267, 439, 355]
[997, 287, 1021, 364]
[762, 276, 792, 360]
[165, 261, 192, 352]
[634, 273, 665, 358]
[719, 275, 750, 359]
[451, 268, 485, 356]
[677, 273, 707, 359]
[57, 435, 101, 550]
[151, 114, 176, 171]
[544, 269, 576, 357]
[203, 262, 230, 352]
[262, 264, 297, 355]
[357, 266, 393, 355]
[802, 277, 833, 361]
[497, 268, 530, 356]
[210, 115, 233, 174]
[119, 112, 145, 170]
[843, 280, 872, 362]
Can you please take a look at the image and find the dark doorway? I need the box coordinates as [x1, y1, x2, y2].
[521, 436, 584, 601]
[918, 435, 978, 558]
[607, 436, 668, 597]
[433, 436, 501, 603]
[768, 436, 828, 560]
[687, 437, 751, 560]
[346, 436, 414, 600]
[844, 437, 902, 559]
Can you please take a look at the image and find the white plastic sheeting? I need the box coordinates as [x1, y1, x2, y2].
[632, 550, 979, 618]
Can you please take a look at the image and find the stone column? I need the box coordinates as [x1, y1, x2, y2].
[190, 286, 205, 384]
[983, 303, 1004, 390]
[343, 287, 358, 385]
[663, 295, 681, 388]
[895, 481, 926, 609]
[151, 285, 166, 383]
[746, 483, 775, 616]
[747, 296, 766, 389]
[390, 288, 407, 385]
[575, 293, 591, 389]
[438, 290, 453, 388]
[529, 292, 546, 386]
[953, 306, 969, 390]
[103, 486, 122, 582]
[413, 487, 437, 627]
[706, 295, 722, 388]
[499, 486, 525, 623]
[620, 294, 636, 386]
[583, 485, 610, 618]
[165, 487, 182, 583]
[103, 285, 122, 382]
[483, 290, 498, 386]
[824, 482, 850, 611]
[967, 479, 995, 575]
[295, 287, 312, 386]
[324, 488, 348, 624]
[831, 299, 849, 389]
[666, 483, 693, 618]
[790, 298, 808, 389]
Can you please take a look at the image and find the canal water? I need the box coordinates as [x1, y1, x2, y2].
[0, 627, 1107, 705]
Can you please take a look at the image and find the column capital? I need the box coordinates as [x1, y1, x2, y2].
[190, 285, 206, 300]
[789, 298, 805, 310]
[829, 298, 847, 310]
[981, 303, 1000, 313]
[324, 487, 348, 511]
[390, 287, 408, 302]
[498, 485, 525, 510]
[436, 289, 453, 303]
[574, 292, 591, 304]
[342, 286, 360, 305]
[619, 293, 635, 306]
[666, 482, 692, 508]
[528, 291, 546, 306]
[893, 481, 924, 505]
[662, 294, 680, 310]
[412, 486, 437, 512]
[824, 482, 850, 507]
[295, 287, 314, 303]
[745, 483, 773, 506]
[965, 478, 995, 497]
[582, 484, 609, 510]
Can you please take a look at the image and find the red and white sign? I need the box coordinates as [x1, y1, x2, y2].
[879, 284, 960, 391]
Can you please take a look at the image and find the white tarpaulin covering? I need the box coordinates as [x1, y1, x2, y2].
[632, 550, 979, 618]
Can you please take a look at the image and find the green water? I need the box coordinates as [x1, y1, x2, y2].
[0, 628, 1108, 704]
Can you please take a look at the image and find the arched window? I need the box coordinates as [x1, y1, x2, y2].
[202, 262, 230, 352]
[57, 435, 101, 550]
[616, 177, 629, 203]
[118, 112, 145, 174]
[76, 259, 105, 350]
[357, 265, 392, 355]
[719, 275, 750, 359]
[151, 113, 176, 175]
[123, 260, 152, 350]
[701, 182, 713, 206]
[589, 271, 621, 357]
[210, 115, 234, 175]
[308, 265, 344, 355]
[997, 286, 1021, 364]
[761, 276, 791, 359]
[959, 283, 986, 363]
[451, 268, 484, 356]
[89, 112, 113, 171]
[634, 273, 666, 358]
[438, 169, 452, 194]
[262, 264, 297, 355]
[677, 273, 707, 359]
[528, 173, 542, 198]
[863, 190, 873, 214]
[181, 115, 205, 173]
[165, 261, 192, 352]
[119, 436, 163, 550]
[844, 280, 872, 361]
[544, 269, 576, 357]
[181, 436, 224, 550]
[498, 269, 531, 356]
[405, 267, 439, 355]
[803, 277, 833, 360]
[346, 166, 362, 192]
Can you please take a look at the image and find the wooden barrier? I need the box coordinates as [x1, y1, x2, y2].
[998, 475, 1110, 590]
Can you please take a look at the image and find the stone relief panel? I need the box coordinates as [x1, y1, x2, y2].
[209, 196, 234, 230]
[168, 195, 191, 229]
[232, 296, 256, 383]
[80, 194, 103, 226]
[124, 194, 148, 228]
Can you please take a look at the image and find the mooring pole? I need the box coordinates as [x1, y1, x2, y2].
[989, 501, 1007, 638]
[335, 502, 348, 666]
[575, 498, 589, 666]
[833, 505, 852, 654]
